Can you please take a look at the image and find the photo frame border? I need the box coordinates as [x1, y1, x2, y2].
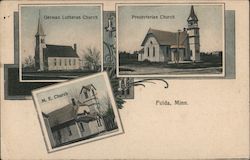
[31, 71, 124, 153]
[116, 2, 226, 78]
[19, 3, 104, 82]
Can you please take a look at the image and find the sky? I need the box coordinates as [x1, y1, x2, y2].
[20, 5, 102, 63]
[36, 74, 111, 114]
[118, 5, 224, 53]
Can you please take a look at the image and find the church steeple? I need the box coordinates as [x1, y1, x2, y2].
[187, 5, 200, 62]
[36, 10, 45, 36]
[34, 10, 46, 71]
[187, 5, 198, 22]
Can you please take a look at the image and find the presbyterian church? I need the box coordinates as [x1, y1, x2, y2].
[138, 5, 201, 63]
[34, 13, 80, 71]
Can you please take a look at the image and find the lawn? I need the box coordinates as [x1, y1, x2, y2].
[119, 61, 223, 75]
[22, 70, 99, 80]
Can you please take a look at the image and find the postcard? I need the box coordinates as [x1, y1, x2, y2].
[19, 4, 103, 82]
[1, 0, 249, 159]
[32, 72, 123, 152]
[117, 4, 225, 77]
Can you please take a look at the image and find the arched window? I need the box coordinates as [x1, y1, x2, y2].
[54, 59, 56, 66]
[84, 92, 88, 99]
[147, 47, 150, 57]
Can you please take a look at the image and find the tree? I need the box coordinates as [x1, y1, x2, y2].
[101, 93, 117, 130]
[83, 47, 101, 71]
[23, 55, 35, 69]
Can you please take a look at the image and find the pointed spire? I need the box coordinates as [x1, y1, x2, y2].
[187, 5, 198, 21]
[148, 27, 152, 33]
[36, 10, 45, 36]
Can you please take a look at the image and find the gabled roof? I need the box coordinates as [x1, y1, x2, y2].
[80, 84, 96, 94]
[187, 5, 198, 21]
[45, 103, 99, 128]
[46, 104, 76, 128]
[141, 28, 188, 47]
[44, 44, 79, 58]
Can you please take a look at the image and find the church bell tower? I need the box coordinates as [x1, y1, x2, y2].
[34, 11, 46, 71]
[187, 5, 200, 62]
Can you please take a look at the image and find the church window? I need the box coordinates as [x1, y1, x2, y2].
[65, 59, 67, 66]
[99, 119, 102, 126]
[73, 59, 76, 65]
[84, 91, 88, 99]
[54, 59, 56, 66]
[97, 118, 102, 127]
[67, 127, 72, 136]
[69, 59, 71, 66]
[147, 47, 150, 57]
[153, 47, 155, 57]
[97, 119, 100, 126]
[126, 88, 130, 95]
[59, 59, 62, 66]
[79, 123, 85, 132]
[91, 89, 95, 96]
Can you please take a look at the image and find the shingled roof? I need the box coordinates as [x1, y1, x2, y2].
[44, 100, 99, 129]
[46, 103, 76, 128]
[141, 28, 188, 47]
[44, 44, 79, 58]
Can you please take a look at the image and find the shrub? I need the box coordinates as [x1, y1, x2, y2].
[143, 59, 151, 63]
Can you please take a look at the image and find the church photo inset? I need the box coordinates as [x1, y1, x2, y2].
[117, 4, 225, 77]
[19, 4, 103, 82]
[32, 72, 123, 152]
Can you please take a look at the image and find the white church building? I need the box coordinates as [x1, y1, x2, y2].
[138, 5, 200, 63]
[34, 13, 80, 71]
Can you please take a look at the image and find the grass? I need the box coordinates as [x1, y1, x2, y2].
[119, 60, 222, 70]
[22, 70, 99, 80]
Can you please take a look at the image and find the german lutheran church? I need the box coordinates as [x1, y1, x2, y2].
[34, 13, 80, 71]
[138, 5, 201, 63]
